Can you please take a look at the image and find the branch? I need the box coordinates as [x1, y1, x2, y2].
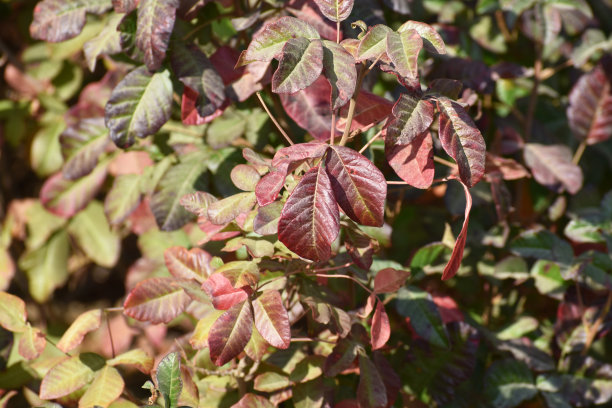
[359, 129, 383, 154]
[582, 291, 612, 356]
[256, 92, 294, 145]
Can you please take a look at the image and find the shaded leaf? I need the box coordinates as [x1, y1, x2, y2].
[40, 353, 105, 400]
[371, 352, 401, 406]
[396, 286, 449, 348]
[0, 291, 27, 332]
[510, 229, 574, 266]
[357, 354, 387, 408]
[123, 277, 192, 324]
[105, 66, 173, 148]
[208, 300, 253, 366]
[357, 25, 393, 61]
[428, 78, 463, 99]
[324, 336, 359, 377]
[497, 339, 555, 372]
[278, 165, 339, 261]
[344, 221, 377, 270]
[207, 192, 257, 225]
[18, 324, 46, 360]
[441, 179, 472, 281]
[164, 246, 213, 282]
[156, 352, 182, 408]
[190, 310, 224, 349]
[371, 301, 390, 350]
[78, 365, 124, 408]
[254, 372, 290, 392]
[523, 143, 583, 194]
[30, 0, 112, 42]
[136, 0, 178, 71]
[107, 349, 154, 374]
[60, 117, 110, 180]
[253, 201, 283, 235]
[253, 290, 291, 349]
[104, 174, 142, 225]
[337, 90, 393, 133]
[385, 92, 434, 145]
[232, 393, 274, 408]
[398, 20, 446, 54]
[437, 97, 486, 188]
[386, 131, 434, 189]
[272, 38, 323, 94]
[386, 29, 423, 79]
[244, 325, 269, 361]
[290, 355, 325, 383]
[201, 273, 249, 310]
[322, 40, 357, 109]
[57, 309, 102, 353]
[484, 359, 538, 408]
[374, 268, 410, 293]
[325, 145, 386, 227]
[313, 0, 354, 22]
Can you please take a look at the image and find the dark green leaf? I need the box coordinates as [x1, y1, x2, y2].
[157, 352, 182, 408]
[396, 286, 449, 348]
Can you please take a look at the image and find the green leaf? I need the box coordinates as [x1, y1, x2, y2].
[511, 229, 574, 267]
[24, 202, 66, 251]
[397, 20, 446, 54]
[68, 201, 121, 268]
[357, 354, 387, 408]
[386, 29, 423, 79]
[60, 117, 110, 180]
[497, 316, 538, 340]
[484, 359, 538, 408]
[136, 0, 179, 71]
[105, 66, 173, 148]
[150, 152, 209, 231]
[531, 260, 568, 299]
[233, 393, 274, 408]
[321, 40, 357, 109]
[396, 286, 449, 348]
[207, 192, 256, 225]
[272, 38, 324, 94]
[104, 174, 143, 225]
[290, 355, 325, 383]
[0, 291, 27, 332]
[30, 118, 65, 177]
[107, 349, 154, 374]
[156, 352, 182, 408]
[230, 165, 261, 192]
[83, 13, 123, 71]
[30, 0, 112, 42]
[39, 353, 105, 400]
[357, 25, 393, 61]
[254, 372, 290, 392]
[78, 365, 124, 408]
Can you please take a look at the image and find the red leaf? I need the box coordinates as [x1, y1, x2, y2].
[344, 221, 377, 270]
[208, 300, 253, 366]
[485, 153, 530, 181]
[371, 351, 401, 407]
[325, 146, 386, 226]
[386, 131, 434, 189]
[123, 277, 192, 324]
[272, 37, 323, 94]
[432, 294, 463, 324]
[441, 179, 472, 280]
[357, 354, 387, 408]
[164, 246, 213, 282]
[232, 393, 274, 408]
[210, 46, 245, 85]
[201, 273, 249, 310]
[337, 91, 393, 133]
[371, 301, 390, 350]
[253, 290, 291, 349]
[374, 268, 410, 293]
[288, 0, 340, 42]
[181, 86, 227, 125]
[278, 165, 340, 261]
[523, 143, 583, 194]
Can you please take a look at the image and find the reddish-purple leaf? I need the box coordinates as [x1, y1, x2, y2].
[164, 246, 213, 282]
[313, 0, 354, 22]
[201, 273, 249, 310]
[523, 143, 583, 194]
[136, 0, 179, 71]
[567, 64, 612, 144]
[371, 301, 390, 350]
[386, 131, 434, 189]
[208, 300, 253, 366]
[288, 0, 339, 42]
[272, 38, 323, 94]
[232, 393, 274, 408]
[485, 153, 530, 181]
[325, 146, 386, 227]
[344, 221, 377, 270]
[278, 165, 339, 261]
[123, 277, 192, 323]
[253, 290, 291, 349]
[322, 40, 357, 109]
[60, 117, 110, 180]
[357, 354, 387, 408]
[337, 91, 393, 133]
[441, 179, 472, 281]
[280, 76, 339, 140]
[428, 78, 463, 99]
[386, 29, 423, 79]
[112, 0, 137, 13]
[437, 97, 486, 188]
[371, 352, 401, 407]
[397, 20, 446, 54]
[40, 164, 107, 218]
[210, 46, 245, 85]
[374, 268, 410, 293]
[30, 0, 111, 42]
[386, 92, 434, 144]
[255, 171, 288, 206]
[18, 324, 46, 360]
[181, 87, 227, 125]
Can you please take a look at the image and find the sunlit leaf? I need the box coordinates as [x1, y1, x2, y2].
[523, 143, 583, 194]
[30, 0, 112, 42]
[216, 261, 260, 289]
[156, 352, 182, 408]
[253, 290, 290, 349]
[313, 0, 354, 22]
[396, 286, 449, 348]
[136, 0, 178, 70]
[18, 324, 46, 360]
[30, 120, 66, 177]
[0, 291, 27, 332]
[253, 202, 283, 236]
[164, 246, 213, 282]
[325, 145, 386, 227]
[83, 13, 123, 71]
[272, 38, 323, 94]
[208, 300, 253, 366]
[78, 365, 124, 408]
[180, 191, 217, 218]
[484, 359, 537, 408]
[123, 277, 192, 324]
[201, 273, 249, 310]
[244, 324, 269, 361]
[374, 268, 410, 293]
[357, 25, 393, 62]
[320, 41, 357, 109]
[207, 192, 257, 225]
[107, 349, 154, 374]
[231, 165, 261, 192]
[337, 90, 393, 133]
[386, 131, 434, 189]
[190, 309, 224, 349]
[40, 353, 105, 400]
[104, 174, 142, 225]
[278, 165, 339, 261]
[397, 20, 446, 54]
[371, 301, 390, 350]
[60, 117, 110, 180]
[105, 66, 173, 148]
[56, 309, 102, 353]
[386, 29, 422, 79]
[357, 354, 387, 408]
[254, 372, 290, 392]
[441, 179, 472, 280]
[324, 336, 359, 377]
[233, 393, 274, 408]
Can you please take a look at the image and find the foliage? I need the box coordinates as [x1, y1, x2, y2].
[1, 0, 612, 407]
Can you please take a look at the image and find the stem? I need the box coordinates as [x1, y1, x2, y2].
[105, 311, 116, 358]
[291, 337, 335, 344]
[336, 20, 340, 44]
[312, 262, 354, 273]
[314, 273, 373, 294]
[359, 129, 383, 154]
[572, 140, 587, 165]
[582, 292, 612, 356]
[330, 110, 337, 145]
[387, 180, 410, 185]
[105, 307, 124, 312]
[494, 10, 513, 43]
[433, 156, 457, 169]
[161, 123, 204, 137]
[256, 92, 294, 145]
[524, 42, 543, 142]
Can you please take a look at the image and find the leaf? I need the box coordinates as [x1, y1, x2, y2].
[107, 349, 154, 374]
[123, 277, 192, 324]
[325, 145, 386, 227]
[180, 191, 217, 217]
[244, 325, 269, 361]
[437, 97, 486, 188]
[40, 163, 108, 218]
[567, 64, 612, 145]
[337, 90, 393, 133]
[484, 359, 538, 408]
[56, 309, 102, 353]
[216, 261, 260, 289]
[313, 0, 354, 22]
[201, 273, 249, 310]
[386, 29, 423, 79]
[397, 20, 446, 54]
[523, 143, 583, 194]
[78, 365, 124, 408]
[254, 372, 290, 392]
[164, 246, 213, 282]
[150, 152, 209, 230]
[208, 300, 253, 366]
[371, 301, 390, 350]
[231, 165, 261, 192]
[207, 192, 257, 225]
[60, 117, 110, 180]
[386, 131, 434, 189]
[190, 309, 224, 349]
[441, 179, 472, 281]
[156, 352, 182, 408]
[374, 268, 410, 293]
[253, 202, 283, 235]
[371, 351, 401, 406]
[18, 324, 46, 360]
[357, 25, 393, 61]
[278, 165, 339, 261]
[272, 38, 323, 94]
[0, 291, 27, 332]
[396, 286, 449, 348]
[344, 221, 377, 270]
[68, 201, 121, 268]
[357, 354, 387, 408]
[242, 17, 320, 63]
[40, 353, 105, 400]
[105, 174, 142, 225]
[510, 229, 574, 266]
[31, 120, 64, 177]
[386, 93, 434, 144]
[232, 393, 274, 408]
[171, 43, 225, 118]
[30, 0, 112, 42]
[324, 337, 359, 377]
[253, 290, 291, 349]
[83, 13, 123, 72]
[321, 40, 357, 109]
[136, 0, 178, 71]
[105, 66, 173, 148]
[290, 355, 325, 383]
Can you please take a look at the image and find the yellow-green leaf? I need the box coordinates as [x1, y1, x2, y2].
[78, 365, 124, 408]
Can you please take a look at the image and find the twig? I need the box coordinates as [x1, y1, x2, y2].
[582, 291, 612, 356]
[524, 42, 543, 141]
[105, 311, 116, 358]
[494, 10, 513, 43]
[433, 156, 457, 169]
[105, 307, 124, 312]
[256, 92, 294, 145]
[572, 140, 587, 165]
[387, 180, 410, 185]
[291, 337, 335, 344]
[330, 110, 337, 145]
[359, 129, 383, 154]
[314, 273, 373, 294]
[312, 262, 354, 273]
[336, 20, 341, 44]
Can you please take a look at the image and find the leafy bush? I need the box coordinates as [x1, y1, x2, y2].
[1, 0, 612, 407]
